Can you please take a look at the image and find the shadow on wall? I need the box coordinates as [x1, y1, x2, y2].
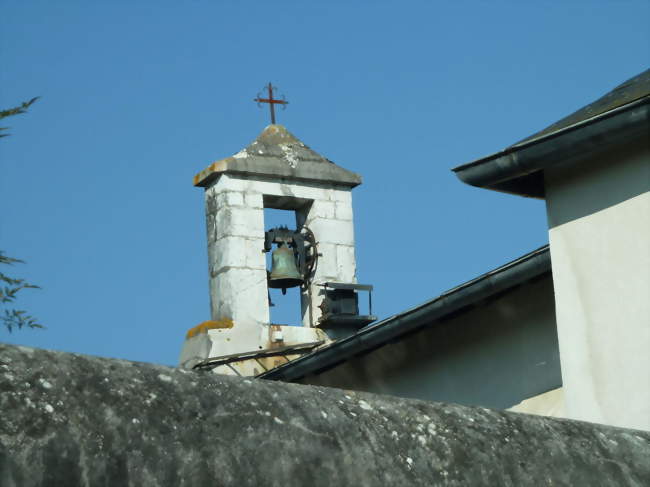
[544, 139, 649, 228]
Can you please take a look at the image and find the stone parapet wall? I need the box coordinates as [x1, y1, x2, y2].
[1, 344, 649, 486]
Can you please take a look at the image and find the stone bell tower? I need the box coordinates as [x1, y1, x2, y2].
[179, 125, 374, 375]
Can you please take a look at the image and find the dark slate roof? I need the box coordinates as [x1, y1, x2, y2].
[260, 245, 551, 382]
[520, 69, 650, 143]
[452, 69, 650, 198]
[2, 343, 649, 486]
[194, 125, 362, 188]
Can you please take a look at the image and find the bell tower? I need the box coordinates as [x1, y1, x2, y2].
[179, 125, 374, 375]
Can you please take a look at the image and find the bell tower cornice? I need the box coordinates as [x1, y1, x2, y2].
[193, 125, 362, 188]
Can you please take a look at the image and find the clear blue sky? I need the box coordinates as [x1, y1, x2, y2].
[2, 1, 648, 366]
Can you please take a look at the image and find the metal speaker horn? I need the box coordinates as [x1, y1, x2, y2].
[269, 244, 303, 292]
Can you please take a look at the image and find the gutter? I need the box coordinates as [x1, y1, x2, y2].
[452, 96, 650, 198]
[259, 245, 551, 382]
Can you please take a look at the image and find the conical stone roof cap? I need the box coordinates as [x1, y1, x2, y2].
[194, 125, 362, 188]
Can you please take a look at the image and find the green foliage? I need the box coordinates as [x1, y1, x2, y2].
[1, 252, 43, 332]
[1, 97, 43, 331]
[0, 97, 39, 137]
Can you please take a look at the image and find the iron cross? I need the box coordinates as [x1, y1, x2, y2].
[254, 83, 288, 124]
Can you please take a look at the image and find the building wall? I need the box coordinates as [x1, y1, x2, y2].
[545, 139, 650, 430]
[298, 274, 560, 410]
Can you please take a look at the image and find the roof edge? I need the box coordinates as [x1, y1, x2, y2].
[259, 244, 551, 382]
[194, 124, 363, 189]
[452, 96, 650, 199]
[193, 163, 363, 189]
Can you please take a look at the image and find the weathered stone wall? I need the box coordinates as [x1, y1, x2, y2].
[180, 172, 357, 374]
[183, 124, 363, 375]
[204, 178, 269, 327]
[1, 343, 649, 487]
[205, 173, 357, 328]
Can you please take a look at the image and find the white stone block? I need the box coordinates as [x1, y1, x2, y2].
[313, 242, 339, 280]
[336, 245, 357, 282]
[335, 201, 354, 221]
[218, 191, 244, 207]
[215, 206, 264, 238]
[221, 175, 343, 203]
[210, 174, 239, 193]
[205, 184, 220, 201]
[309, 200, 336, 219]
[178, 333, 213, 369]
[308, 217, 355, 246]
[207, 326, 265, 356]
[211, 267, 269, 324]
[244, 192, 264, 208]
[332, 189, 352, 204]
[211, 236, 266, 273]
[205, 213, 219, 244]
[267, 183, 331, 203]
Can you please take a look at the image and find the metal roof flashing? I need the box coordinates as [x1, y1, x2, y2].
[452, 70, 650, 199]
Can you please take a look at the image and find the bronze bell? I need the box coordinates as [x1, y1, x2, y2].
[269, 244, 303, 292]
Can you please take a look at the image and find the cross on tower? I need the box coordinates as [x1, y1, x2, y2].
[254, 83, 288, 124]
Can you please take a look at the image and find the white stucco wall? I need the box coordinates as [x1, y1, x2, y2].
[545, 141, 650, 430]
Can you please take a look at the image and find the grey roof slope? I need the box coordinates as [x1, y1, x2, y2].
[260, 244, 551, 382]
[2, 343, 649, 486]
[194, 124, 362, 188]
[519, 69, 650, 143]
[453, 69, 650, 198]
